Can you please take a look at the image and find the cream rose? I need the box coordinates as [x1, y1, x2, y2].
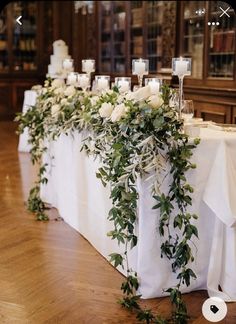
[51, 78, 65, 89]
[51, 104, 60, 116]
[64, 85, 76, 97]
[54, 87, 65, 95]
[99, 102, 113, 118]
[90, 96, 100, 106]
[148, 94, 164, 109]
[126, 85, 152, 101]
[61, 98, 68, 106]
[110, 103, 128, 122]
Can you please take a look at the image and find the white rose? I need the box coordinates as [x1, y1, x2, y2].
[148, 94, 164, 109]
[64, 85, 76, 97]
[99, 102, 113, 118]
[45, 97, 55, 105]
[51, 104, 60, 116]
[51, 79, 65, 89]
[128, 85, 152, 101]
[54, 87, 65, 95]
[61, 98, 68, 106]
[125, 91, 134, 101]
[110, 103, 128, 122]
[90, 95, 99, 106]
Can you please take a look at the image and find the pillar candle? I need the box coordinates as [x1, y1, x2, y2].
[148, 81, 160, 94]
[83, 60, 94, 73]
[175, 60, 188, 76]
[118, 80, 129, 92]
[67, 73, 77, 85]
[79, 75, 89, 88]
[97, 78, 108, 90]
[134, 60, 146, 75]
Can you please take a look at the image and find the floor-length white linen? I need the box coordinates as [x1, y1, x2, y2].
[40, 128, 236, 300]
[18, 90, 37, 153]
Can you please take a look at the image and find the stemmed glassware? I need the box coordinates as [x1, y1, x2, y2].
[172, 57, 191, 120]
[82, 59, 95, 90]
[181, 100, 194, 121]
[132, 59, 149, 88]
[77, 73, 90, 91]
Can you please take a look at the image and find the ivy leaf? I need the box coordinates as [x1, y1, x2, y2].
[109, 253, 124, 268]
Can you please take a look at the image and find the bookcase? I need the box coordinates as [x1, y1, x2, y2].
[178, 1, 236, 124]
[98, 1, 176, 76]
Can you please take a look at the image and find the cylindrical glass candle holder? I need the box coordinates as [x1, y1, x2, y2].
[67, 72, 78, 85]
[144, 77, 162, 94]
[95, 75, 110, 91]
[172, 57, 191, 120]
[82, 59, 95, 74]
[172, 57, 191, 77]
[63, 58, 74, 72]
[132, 58, 149, 88]
[77, 73, 90, 91]
[114, 77, 131, 93]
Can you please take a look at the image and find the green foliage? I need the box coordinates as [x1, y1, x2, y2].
[16, 81, 201, 323]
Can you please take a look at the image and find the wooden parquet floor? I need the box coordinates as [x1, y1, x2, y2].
[0, 121, 235, 324]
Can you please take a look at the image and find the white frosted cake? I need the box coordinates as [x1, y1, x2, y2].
[48, 40, 72, 77]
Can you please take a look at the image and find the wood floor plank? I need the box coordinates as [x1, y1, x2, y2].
[0, 121, 235, 323]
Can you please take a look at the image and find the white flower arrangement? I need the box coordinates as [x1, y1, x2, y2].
[64, 85, 76, 97]
[110, 103, 129, 122]
[51, 78, 65, 89]
[148, 94, 164, 109]
[51, 104, 61, 116]
[99, 102, 113, 118]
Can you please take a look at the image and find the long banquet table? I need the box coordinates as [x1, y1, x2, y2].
[40, 127, 236, 301]
[18, 90, 37, 153]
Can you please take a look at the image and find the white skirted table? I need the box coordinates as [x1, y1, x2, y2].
[40, 127, 236, 301]
[18, 90, 38, 153]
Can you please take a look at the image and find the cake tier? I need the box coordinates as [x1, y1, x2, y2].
[50, 54, 71, 66]
[53, 46, 68, 57]
[48, 64, 63, 75]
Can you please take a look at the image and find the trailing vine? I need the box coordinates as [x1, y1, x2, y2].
[16, 80, 200, 322]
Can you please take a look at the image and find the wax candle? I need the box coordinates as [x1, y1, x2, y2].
[134, 60, 146, 75]
[67, 72, 77, 85]
[82, 60, 95, 73]
[118, 80, 129, 93]
[97, 78, 108, 90]
[148, 81, 160, 94]
[79, 74, 89, 89]
[175, 59, 188, 76]
[63, 59, 73, 70]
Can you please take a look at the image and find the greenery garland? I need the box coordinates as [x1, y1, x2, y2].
[16, 79, 200, 323]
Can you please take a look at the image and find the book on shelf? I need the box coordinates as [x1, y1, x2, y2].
[131, 8, 143, 27]
[213, 30, 235, 53]
[133, 36, 143, 55]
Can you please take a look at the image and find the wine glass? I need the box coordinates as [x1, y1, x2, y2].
[181, 100, 194, 121]
[170, 89, 180, 108]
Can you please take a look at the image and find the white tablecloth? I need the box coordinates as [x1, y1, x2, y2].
[40, 128, 236, 300]
[18, 90, 37, 153]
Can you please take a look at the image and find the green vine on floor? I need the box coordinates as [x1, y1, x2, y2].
[16, 80, 200, 322]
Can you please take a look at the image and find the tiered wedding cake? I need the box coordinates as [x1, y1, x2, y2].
[48, 40, 71, 77]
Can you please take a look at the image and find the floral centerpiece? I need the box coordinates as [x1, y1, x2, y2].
[16, 78, 200, 323]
